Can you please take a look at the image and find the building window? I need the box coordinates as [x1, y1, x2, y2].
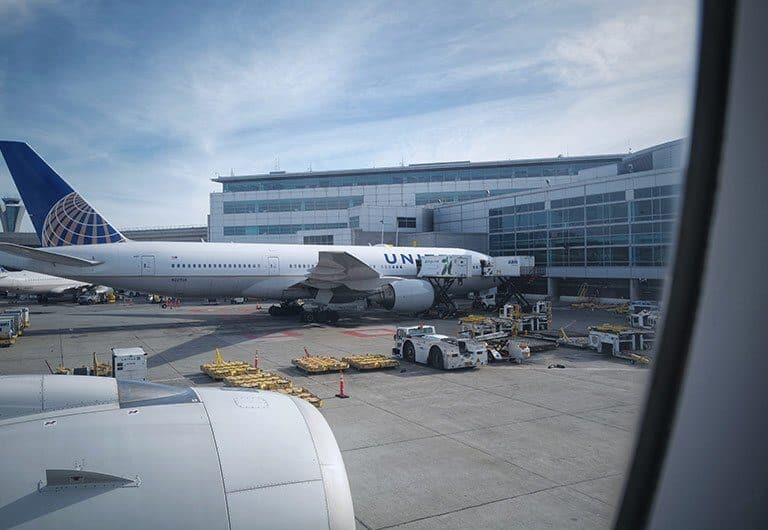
[223, 196, 364, 214]
[349, 216, 359, 228]
[223, 223, 347, 236]
[397, 217, 417, 228]
[303, 235, 334, 245]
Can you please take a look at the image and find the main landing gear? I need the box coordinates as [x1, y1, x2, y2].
[300, 308, 339, 324]
[268, 302, 303, 317]
[267, 302, 339, 324]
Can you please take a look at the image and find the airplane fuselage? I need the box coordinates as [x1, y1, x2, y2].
[0, 241, 496, 300]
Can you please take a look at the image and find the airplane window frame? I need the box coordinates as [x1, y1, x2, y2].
[614, 1, 737, 527]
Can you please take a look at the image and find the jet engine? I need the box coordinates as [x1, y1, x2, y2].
[374, 279, 435, 313]
[0, 375, 355, 530]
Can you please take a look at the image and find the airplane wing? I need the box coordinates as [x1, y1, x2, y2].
[303, 251, 400, 291]
[49, 283, 88, 294]
[0, 243, 102, 267]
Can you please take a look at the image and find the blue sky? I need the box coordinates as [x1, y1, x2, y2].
[0, 0, 697, 229]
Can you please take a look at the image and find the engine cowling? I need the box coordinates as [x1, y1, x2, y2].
[0, 376, 355, 529]
[375, 279, 435, 312]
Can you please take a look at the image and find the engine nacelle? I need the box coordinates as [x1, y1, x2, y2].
[375, 279, 435, 312]
[0, 376, 355, 529]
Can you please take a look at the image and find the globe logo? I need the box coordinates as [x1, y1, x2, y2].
[41, 192, 124, 246]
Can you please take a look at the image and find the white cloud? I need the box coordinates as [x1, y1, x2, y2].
[550, 0, 698, 88]
[0, 0, 699, 228]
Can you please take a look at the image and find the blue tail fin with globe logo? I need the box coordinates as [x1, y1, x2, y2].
[0, 141, 125, 247]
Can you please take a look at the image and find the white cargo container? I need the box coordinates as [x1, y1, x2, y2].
[4, 307, 30, 328]
[111, 347, 148, 381]
[486, 256, 534, 277]
[0, 318, 17, 346]
[418, 255, 470, 278]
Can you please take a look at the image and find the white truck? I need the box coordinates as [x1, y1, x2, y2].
[471, 288, 498, 311]
[393, 325, 487, 369]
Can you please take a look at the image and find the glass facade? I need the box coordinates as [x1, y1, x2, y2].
[488, 184, 681, 267]
[397, 217, 417, 228]
[223, 196, 364, 214]
[223, 223, 348, 236]
[415, 189, 530, 205]
[220, 160, 619, 192]
[303, 235, 334, 245]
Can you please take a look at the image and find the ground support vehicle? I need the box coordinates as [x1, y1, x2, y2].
[588, 324, 654, 364]
[3, 307, 29, 330]
[78, 292, 106, 305]
[0, 312, 24, 337]
[394, 325, 486, 369]
[628, 310, 660, 330]
[0, 317, 18, 346]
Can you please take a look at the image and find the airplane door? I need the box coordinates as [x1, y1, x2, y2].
[140, 255, 156, 276]
[267, 257, 279, 276]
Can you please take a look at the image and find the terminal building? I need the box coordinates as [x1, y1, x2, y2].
[432, 140, 684, 300]
[208, 153, 623, 246]
[209, 139, 684, 300]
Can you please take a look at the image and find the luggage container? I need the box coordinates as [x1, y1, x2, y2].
[3, 307, 29, 329]
[111, 347, 148, 381]
[0, 317, 17, 346]
[1, 312, 24, 336]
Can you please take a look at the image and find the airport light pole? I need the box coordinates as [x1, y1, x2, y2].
[380, 218, 384, 245]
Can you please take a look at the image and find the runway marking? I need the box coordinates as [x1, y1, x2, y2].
[340, 327, 396, 338]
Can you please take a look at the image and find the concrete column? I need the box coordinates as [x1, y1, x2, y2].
[547, 277, 560, 302]
[629, 278, 641, 301]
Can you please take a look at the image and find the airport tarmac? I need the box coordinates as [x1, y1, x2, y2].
[0, 299, 649, 529]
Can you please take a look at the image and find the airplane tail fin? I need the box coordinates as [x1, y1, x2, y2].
[0, 141, 125, 247]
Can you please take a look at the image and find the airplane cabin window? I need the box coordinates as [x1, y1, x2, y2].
[0, 1, 701, 528]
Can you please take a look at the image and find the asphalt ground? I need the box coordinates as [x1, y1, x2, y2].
[0, 298, 649, 529]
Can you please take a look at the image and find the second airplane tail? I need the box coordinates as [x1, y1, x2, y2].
[0, 141, 125, 247]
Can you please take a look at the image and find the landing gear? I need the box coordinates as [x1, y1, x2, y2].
[268, 302, 339, 323]
[300, 308, 339, 324]
[268, 302, 304, 317]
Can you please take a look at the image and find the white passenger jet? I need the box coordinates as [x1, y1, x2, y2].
[0, 141, 496, 322]
[0, 267, 90, 302]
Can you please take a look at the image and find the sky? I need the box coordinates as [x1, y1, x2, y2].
[0, 0, 698, 230]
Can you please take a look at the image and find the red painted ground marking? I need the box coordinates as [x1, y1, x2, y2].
[187, 307, 258, 314]
[340, 327, 396, 338]
[245, 330, 303, 340]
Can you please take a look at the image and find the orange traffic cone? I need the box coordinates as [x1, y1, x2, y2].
[335, 370, 349, 399]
